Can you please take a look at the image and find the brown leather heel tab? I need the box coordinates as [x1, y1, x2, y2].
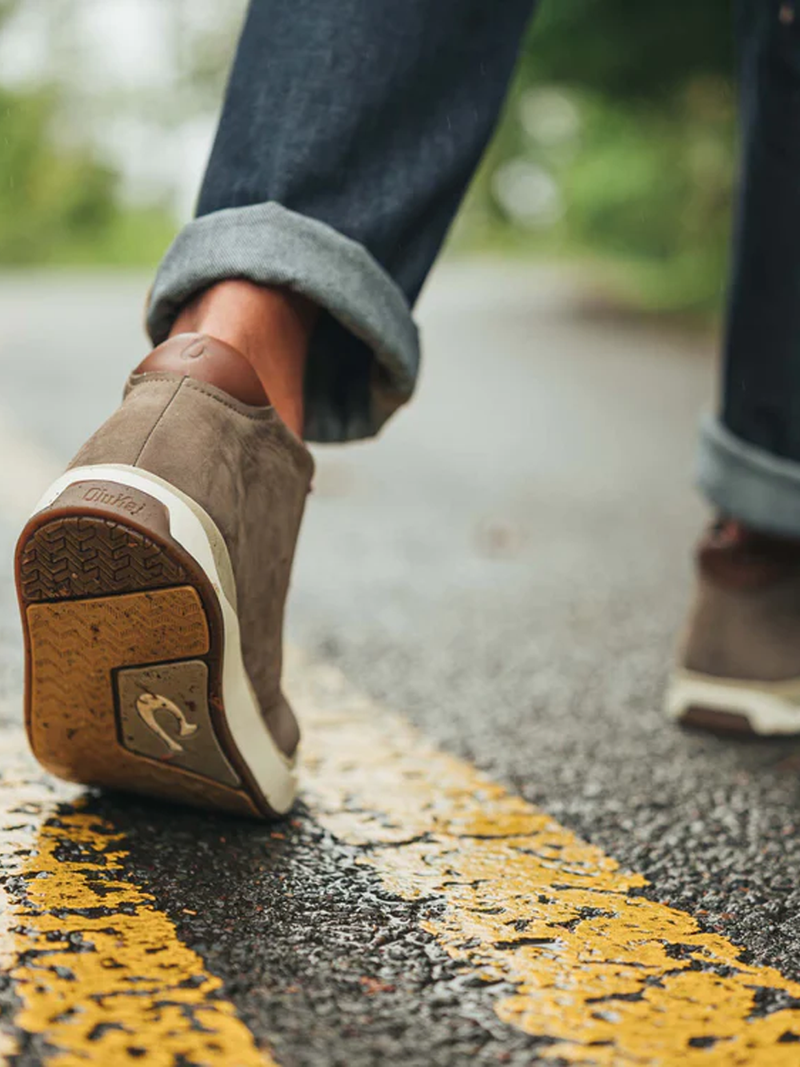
[134, 333, 269, 407]
[698, 519, 800, 590]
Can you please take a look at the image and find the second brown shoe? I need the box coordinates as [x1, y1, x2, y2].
[15, 333, 313, 818]
[667, 518, 800, 735]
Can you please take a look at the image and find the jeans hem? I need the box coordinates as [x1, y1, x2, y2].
[697, 415, 800, 536]
[146, 202, 420, 443]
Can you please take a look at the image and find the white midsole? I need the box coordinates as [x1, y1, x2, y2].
[665, 670, 800, 736]
[31, 463, 297, 814]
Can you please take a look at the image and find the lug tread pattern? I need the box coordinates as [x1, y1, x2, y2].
[23, 588, 248, 808]
[19, 516, 187, 602]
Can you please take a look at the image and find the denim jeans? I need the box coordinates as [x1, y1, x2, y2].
[148, 0, 800, 536]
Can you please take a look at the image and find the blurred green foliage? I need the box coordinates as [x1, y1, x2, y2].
[457, 0, 736, 313]
[527, 0, 732, 98]
[0, 0, 193, 268]
[0, 84, 174, 265]
[0, 0, 737, 311]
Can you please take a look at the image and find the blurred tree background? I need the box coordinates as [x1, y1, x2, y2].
[0, 0, 244, 264]
[455, 0, 736, 313]
[0, 0, 735, 313]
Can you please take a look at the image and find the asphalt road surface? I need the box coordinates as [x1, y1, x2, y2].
[2, 264, 800, 1066]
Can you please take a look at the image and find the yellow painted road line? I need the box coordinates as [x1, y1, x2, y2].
[288, 654, 800, 1066]
[4, 414, 800, 1063]
[0, 732, 271, 1067]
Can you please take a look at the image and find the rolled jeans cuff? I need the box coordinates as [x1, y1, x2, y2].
[697, 415, 800, 536]
[146, 202, 420, 443]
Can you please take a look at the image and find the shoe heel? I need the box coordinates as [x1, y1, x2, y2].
[16, 486, 261, 816]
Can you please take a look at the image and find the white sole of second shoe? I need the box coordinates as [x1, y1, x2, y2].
[666, 669, 800, 736]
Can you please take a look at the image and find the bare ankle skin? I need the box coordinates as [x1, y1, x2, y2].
[169, 280, 317, 437]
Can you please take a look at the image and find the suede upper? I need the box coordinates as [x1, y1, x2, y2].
[681, 521, 800, 682]
[69, 372, 314, 756]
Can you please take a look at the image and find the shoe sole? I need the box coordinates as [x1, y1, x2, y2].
[666, 669, 800, 736]
[15, 463, 297, 818]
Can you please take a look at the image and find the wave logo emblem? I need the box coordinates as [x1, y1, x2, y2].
[135, 692, 199, 753]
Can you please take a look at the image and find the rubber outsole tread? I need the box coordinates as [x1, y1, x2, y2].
[17, 506, 262, 817]
[19, 516, 188, 602]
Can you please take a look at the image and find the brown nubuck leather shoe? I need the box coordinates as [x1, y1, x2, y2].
[15, 333, 313, 818]
[667, 518, 800, 735]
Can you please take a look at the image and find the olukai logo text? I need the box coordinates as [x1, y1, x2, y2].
[83, 486, 147, 516]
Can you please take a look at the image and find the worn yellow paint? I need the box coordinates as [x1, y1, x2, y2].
[0, 735, 270, 1067]
[288, 656, 800, 1066]
[6, 645, 800, 1066]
